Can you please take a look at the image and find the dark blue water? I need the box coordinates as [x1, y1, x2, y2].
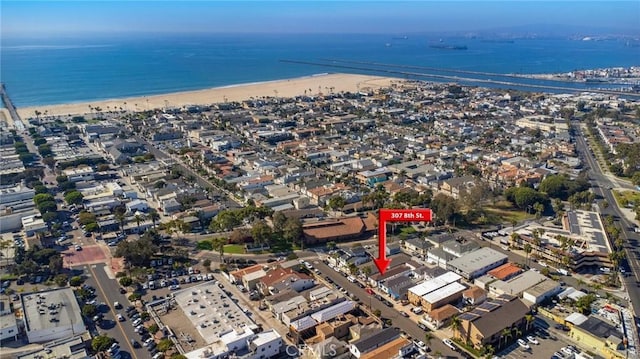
[1, 33, 638, 107]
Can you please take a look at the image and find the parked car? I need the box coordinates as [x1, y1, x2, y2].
[517, 339, 530, 350]
[526, 335, 539, 345]
[130, 339, 140, 348]
[117, 313, 125, 322]
[442, 338, 456, 351]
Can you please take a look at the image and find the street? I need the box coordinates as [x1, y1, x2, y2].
[310, 259, 462, 358]
[80, 263, 150, 359]
[573, 124, 640, 318]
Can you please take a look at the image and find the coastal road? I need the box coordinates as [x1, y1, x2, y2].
[573, 125, 640, 318]
[311, 259, 462, 358]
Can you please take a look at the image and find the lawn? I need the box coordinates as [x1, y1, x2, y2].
[484, 205, 535, 224]
[223, 244, 245, 254]
[613, 190, 640, 208]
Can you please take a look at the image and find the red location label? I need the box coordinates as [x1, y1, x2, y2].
[379, 209, 433, 222]
[374, 208, 433, 275]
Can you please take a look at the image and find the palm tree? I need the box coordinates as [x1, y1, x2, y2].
[501, 328, 512, 348]
[482, 344, 495, 358]
[523, 243, 532, 268]
[509, 232, 519, 248]
[134, 214, 144, 233]
[116, 213, 126, 234]
[524, 314, 534, 332]
[424, 332, 434, 346]
[212, 237, 226, 262]
[450, 315, 462, 339]
[512, 327, 522, 340]
[149, 208, 160, 229]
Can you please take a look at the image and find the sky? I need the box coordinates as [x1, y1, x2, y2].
[1, 1, 639, 37]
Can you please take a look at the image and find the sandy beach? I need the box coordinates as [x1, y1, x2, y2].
[16, 73, 397, 118]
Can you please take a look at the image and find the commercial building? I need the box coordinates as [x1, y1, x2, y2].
[17, 336, 89, 359]
[421, 282, 467, 312]
[522, 279, 563, 305]
[447, 247, 508, 280]
[487, 270, 547, 298]
[173, 282, 257, 345]
[22, 288, 86, 343]
[570, 317, 627, 359]
[184, 329, 282, 359]
[510, 210, 613, 272]
[407, 271, 462, 308]
[0, 298, 18, 341]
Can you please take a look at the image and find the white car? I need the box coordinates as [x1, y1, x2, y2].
[517, 338, 530, 350]
[526, 335, 539, 345]
[117, 313, 125, 322]
[414, 340, 427, 351]
[132, 318, 142, 327]
[561, 347, 575, 356]
[442, 338, 456, 351]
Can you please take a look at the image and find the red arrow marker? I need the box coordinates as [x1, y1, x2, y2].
[374, 208, 433, 275]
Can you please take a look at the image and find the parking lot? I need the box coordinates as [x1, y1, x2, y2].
[496, 324, 576, 359]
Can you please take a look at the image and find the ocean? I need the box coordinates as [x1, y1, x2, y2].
[1, 33, 639, 107]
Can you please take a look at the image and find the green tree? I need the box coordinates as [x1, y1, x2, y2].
[328, 196, 347, 213]
[283, 217, 303, 248]
[82, 304, 98, 317]
[212, 237, 226, 262]
[119, 277, 133, 287]
[450, 315, 462, 339]
[523, 243, 532, 269]
[203, 259, 212, 271]
[157, 339, 173, 352]
[54, 274, 68, 287]
[33, 193, 55, 206]
[149, 208, 160, 228]
[149, 324, 159, 334]
[69, 276, 84, 287]
[64, 190, 84, 205]
[251, 220, 272, 246]
[272, 211, 288, 235]
[91, 335, 115, 352]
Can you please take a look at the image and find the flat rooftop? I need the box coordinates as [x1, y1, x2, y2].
[17, 336, 88, 359]
[21, 288, 84, 335]
[448, 247, 508, 275]
[422, 282, 466, 304]
[173, 281, 255, 345]
[490, 270, 547, 296]
[566, 210, 609, 254]
[408, 271, 461, 297]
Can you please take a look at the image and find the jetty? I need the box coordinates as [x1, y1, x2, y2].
[280, 59, 640, 98]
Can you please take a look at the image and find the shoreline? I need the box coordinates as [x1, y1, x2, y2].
[16, 73, 397, 118]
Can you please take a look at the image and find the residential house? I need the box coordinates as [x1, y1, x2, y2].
[455, 296, 529, 350]
[349, 327, 401, 359]
[463, 286, 487, 306]
[421, 304, 460, 330]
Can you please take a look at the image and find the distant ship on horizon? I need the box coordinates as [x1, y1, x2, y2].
[429, 43, 468, 50]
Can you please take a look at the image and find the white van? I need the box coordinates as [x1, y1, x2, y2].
[411, 306, 423, 315]
[148, 280, 156, 290]
[347, 276, 357, 283]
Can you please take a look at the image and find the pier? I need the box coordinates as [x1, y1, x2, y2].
[0, 83, 25, 131]
[280, 59, 640, 98]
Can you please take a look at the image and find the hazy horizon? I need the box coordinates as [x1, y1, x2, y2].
[2, 1, 639, 38]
